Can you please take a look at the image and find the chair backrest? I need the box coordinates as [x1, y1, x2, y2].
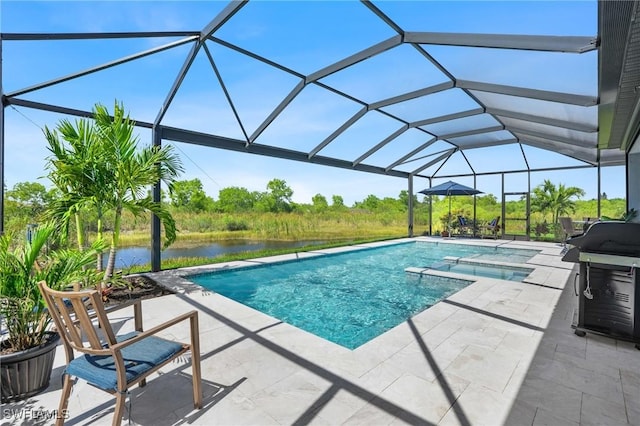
[489, 216, 499, 227]
[458, 216, 467, 226]
[38, 281, 117, 356]
[559, 217, 574, 234]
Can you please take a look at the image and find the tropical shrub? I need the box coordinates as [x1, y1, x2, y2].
[0, 224, 103, 353]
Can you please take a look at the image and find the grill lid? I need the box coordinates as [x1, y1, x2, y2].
[562, 222, 640, 263]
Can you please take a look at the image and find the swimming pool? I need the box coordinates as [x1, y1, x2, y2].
[189, 241, 538, 349]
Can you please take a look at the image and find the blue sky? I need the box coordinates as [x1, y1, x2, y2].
[1, 1, 625, 205]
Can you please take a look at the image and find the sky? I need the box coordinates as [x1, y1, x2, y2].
[1, 0, 626, 206]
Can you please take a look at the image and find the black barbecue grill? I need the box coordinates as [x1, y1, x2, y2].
[562, 221, 640, 348]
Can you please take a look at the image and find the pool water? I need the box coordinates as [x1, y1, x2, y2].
[189, 241, 538, 349]
[430, 262, 533, 282]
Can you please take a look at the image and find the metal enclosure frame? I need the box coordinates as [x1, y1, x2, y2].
[1, 0, 639, 270]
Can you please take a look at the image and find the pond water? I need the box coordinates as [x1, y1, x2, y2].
[109, 239, 326, 269]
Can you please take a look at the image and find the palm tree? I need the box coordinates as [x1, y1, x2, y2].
[44, 101, 183, 289]
[531, 179, 585, 224]
[552, 183, 586, 223]
[44, 116, 111, 270]
[531, 179, 554, 221]
[92, 101, 183, 281]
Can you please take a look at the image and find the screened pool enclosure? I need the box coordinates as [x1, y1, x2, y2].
[1, 1, 639, 270]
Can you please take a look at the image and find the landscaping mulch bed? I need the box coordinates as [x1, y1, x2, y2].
[103, 275, 175, 307]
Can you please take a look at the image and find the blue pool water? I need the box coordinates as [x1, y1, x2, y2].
[189, 241, 538, 349]
[430, 262, 533, 282]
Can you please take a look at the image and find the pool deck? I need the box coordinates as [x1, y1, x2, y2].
[4, 237, 639, 425]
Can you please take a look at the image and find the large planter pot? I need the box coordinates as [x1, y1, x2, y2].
[1, 331, 60, 402]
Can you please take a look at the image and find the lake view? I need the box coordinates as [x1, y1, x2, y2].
[110, 239, 325, 269]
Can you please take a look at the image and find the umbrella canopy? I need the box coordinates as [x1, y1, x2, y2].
[418, 180, 483, 197]
[419, 181, 483, 236]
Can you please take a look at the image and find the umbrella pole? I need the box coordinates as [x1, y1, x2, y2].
[448, 195, 452, 237]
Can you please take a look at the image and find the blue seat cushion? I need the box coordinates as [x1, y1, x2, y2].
[65, 332, 185, 391]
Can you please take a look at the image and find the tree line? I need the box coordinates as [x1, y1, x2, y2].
[7, 173, 626, 235]
[5, 177, 426, 231]
[164, 177, 423, 214]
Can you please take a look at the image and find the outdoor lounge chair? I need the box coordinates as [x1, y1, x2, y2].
[38, 281, 202, 426]
[457, 215, 471, 236]
[482, 216, 501, 239]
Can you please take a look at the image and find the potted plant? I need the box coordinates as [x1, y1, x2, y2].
[0, 223, 103, 402]
[601, 208, 638, 223]
[439, 213, 455, 237]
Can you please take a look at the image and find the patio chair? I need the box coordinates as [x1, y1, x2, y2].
[481, 216, 501, 239]
[457, 215, 471, 236]
[38, 281, 202, 426]
[559, 217, 583, 252]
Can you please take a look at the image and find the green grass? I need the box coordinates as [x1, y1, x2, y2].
[117, 211, 410, 248]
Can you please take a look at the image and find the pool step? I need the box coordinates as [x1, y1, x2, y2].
[406, 256, 534, 282]
[405, 266, 476, 282]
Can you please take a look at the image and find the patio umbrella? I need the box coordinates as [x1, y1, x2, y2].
[419, 180, 483, 236]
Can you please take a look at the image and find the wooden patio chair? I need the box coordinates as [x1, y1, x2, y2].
[559, 217, 583, 252]
[38, 281, 202, 426]
[481, 216, 501, 239]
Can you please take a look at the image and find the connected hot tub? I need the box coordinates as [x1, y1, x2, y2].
[406, 256, 534, 282]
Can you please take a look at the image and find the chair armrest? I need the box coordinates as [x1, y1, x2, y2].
[110, 310, 199, 352]
[103, 298, 142, 315]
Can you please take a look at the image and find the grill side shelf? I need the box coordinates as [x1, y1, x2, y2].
[578, 252, 640, 268]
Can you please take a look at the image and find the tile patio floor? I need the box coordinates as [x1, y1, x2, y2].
[3, 238, 639, 425]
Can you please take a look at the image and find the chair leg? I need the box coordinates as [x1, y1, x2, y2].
[190, 315, 203, 409]
[112, 392, 126, 426]
[56, 374, 73, 426]
[192, 351, 203, 409]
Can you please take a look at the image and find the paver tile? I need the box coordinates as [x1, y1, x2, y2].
[580, 392, 629, 425]
[532, 406, 580, 426]
[517, 377, 583, 423]
[438, 384, 513, 426]
[444, 345, 520, 393]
